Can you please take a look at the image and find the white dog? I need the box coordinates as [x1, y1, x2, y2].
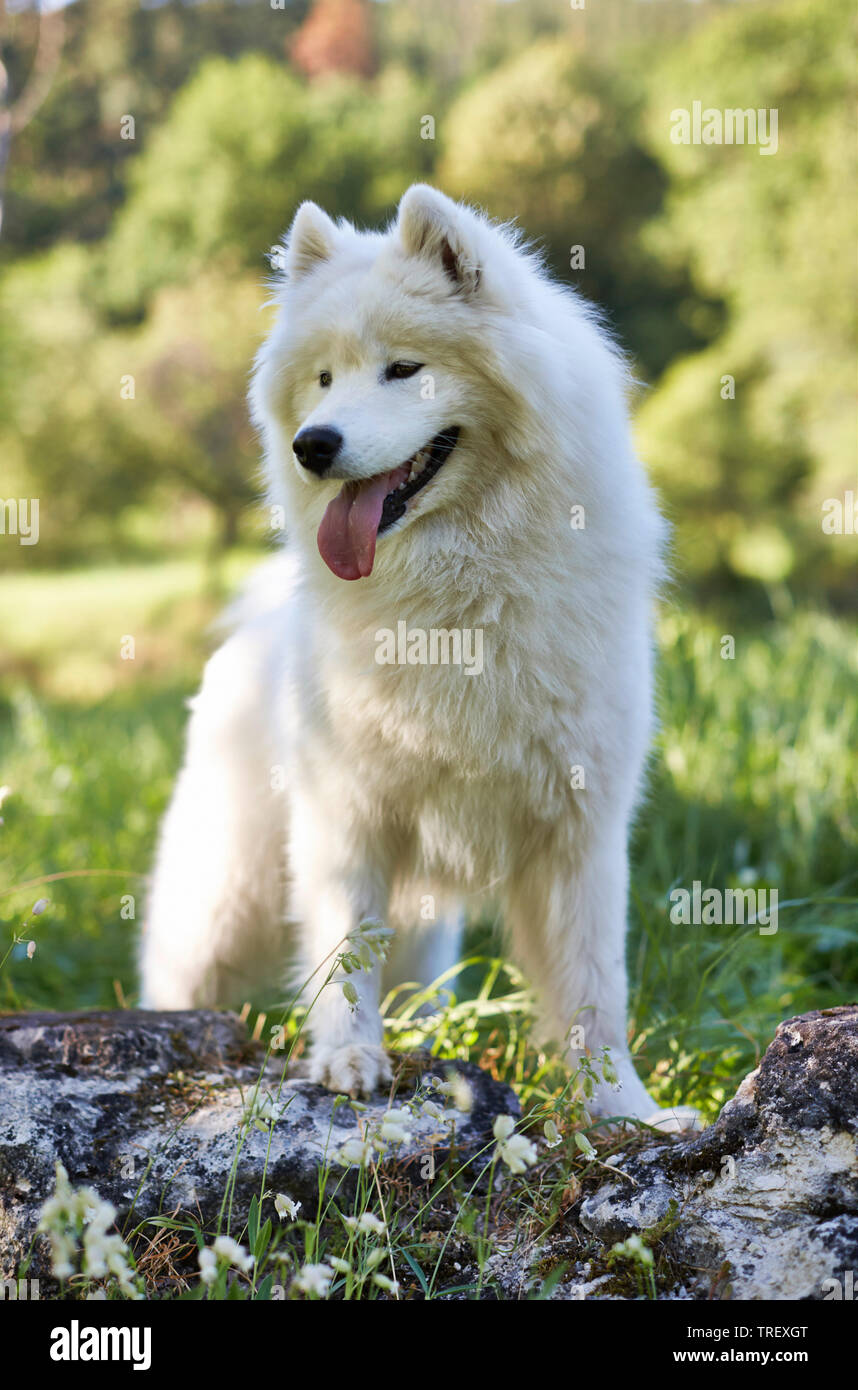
[140, 185, 685, 1126]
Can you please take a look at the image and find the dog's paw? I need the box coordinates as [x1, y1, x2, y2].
[642, 1105, 705, 1135]
[309, 1043, 392, 1098]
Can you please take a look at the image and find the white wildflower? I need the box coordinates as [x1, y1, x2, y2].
[336, 1138, 374, 1167]
[198, 1248, 218, 1286]
[343, 1212, 381, 1234]
[499, 1134, 538, 1174]
[31, 898, 49, 916]
[37, 1162, 138, 1296]
[574, 1132, 597, 1161]
[543, 1118, 562, 1147]
[436, 1071, 474, 1112]
[357, 1212, 386, 1235]
[274, 1193, 301, 1222]
[244, 1090, 282, 1132]
[212, 1235, 253, 1272]
[293, 1262, 334, 1297]
[380, 1107, 412, 1144]
[493, 1115, 537, 1174]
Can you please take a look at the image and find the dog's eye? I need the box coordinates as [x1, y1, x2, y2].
[385, 361, 423, 381]
[319, 371, 332, 388]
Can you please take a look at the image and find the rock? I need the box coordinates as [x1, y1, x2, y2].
[0, 1009, 519, 1280]
[579, 1006, 858, 1299]
[4, 1004, 857, 1300]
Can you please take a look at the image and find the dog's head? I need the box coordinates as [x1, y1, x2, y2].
[251, 185, 553, 584]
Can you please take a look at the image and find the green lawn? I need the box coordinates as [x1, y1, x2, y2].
[1, 562, 856, 1120]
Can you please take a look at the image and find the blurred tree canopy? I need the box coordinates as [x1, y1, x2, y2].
[439, 40, 721, 378]
[2, 0, 310, 253]
[0, 0, 854, 609]
[634, 0, 857, 602]
[99, 55, 433, 315]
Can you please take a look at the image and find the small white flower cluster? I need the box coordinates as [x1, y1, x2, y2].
[379, 1106, 412, 1144]
[291, 1244, 399, 1298]
[333, 1071, 474, 1168]
[493, 1116, 537, 1174]
[335, 1135, 375, 1166]
[344, 1211, 386, 1235]
[37, 1162, 139, 1297]
[198, 1235, 254, 1286]
[293, 1261, 334, 1296]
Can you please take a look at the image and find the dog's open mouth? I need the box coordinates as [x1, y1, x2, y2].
[316, 427, 460, 581]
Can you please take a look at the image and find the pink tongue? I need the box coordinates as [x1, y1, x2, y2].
[317, 466, 409, 580]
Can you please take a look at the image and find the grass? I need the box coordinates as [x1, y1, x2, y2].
[2, 559, 856, 1298]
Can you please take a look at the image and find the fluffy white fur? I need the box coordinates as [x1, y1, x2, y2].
[140, 184, 689, 1126]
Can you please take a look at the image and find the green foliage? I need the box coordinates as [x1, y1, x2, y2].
[99, 55, 434, 315]
[0, 245, 159, 561]
[439, 40, 717, 378]
[636, 0, 858, 594]
[3, 0, 308, 253]
[1, 0, 852, 603]
[0, 247, 266, 563]
[629, 607, 858, 1112]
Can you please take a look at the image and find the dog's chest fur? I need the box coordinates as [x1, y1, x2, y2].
[286, 584, 604, 886]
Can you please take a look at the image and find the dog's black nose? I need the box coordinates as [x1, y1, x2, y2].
[292, 426, 343, 476]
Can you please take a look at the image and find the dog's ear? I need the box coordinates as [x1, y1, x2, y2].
[397, 185, 481, 296]
[282, 201, 339, 281]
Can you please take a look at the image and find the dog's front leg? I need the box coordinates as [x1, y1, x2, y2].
[506, 821, 660, 1122]
[289, 786, 393, 1096]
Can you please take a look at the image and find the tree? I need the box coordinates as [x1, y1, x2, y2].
[0, 247, 264, 563]
[99, 54, 434, 317]
[438, 40, 717, 380]
[0, 0, 65, 237]
[1, 0, 309, 255]
[635, 0, 857, 596]
[291, 0, 376, 81]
